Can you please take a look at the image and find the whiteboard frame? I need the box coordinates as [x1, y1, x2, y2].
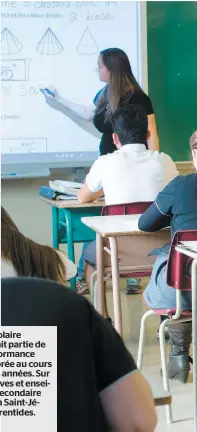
[137, 1, 148, 94]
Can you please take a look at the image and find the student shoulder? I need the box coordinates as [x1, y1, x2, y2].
[158, 151, 177, 164]
[97, 152, 118, 162]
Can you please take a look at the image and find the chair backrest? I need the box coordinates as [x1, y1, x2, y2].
[167, 230, 197, 291]
[102, 202, 152, 216]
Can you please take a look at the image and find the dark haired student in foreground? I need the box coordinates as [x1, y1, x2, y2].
[2, 277, 157, 432]
[138, 131, 197, 384]
[1, 206, 76, 282]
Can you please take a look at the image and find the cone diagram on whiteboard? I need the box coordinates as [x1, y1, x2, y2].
[36, 28, 63, 55]
[76, 27, 98, 55]
[1, 28, 23, 55]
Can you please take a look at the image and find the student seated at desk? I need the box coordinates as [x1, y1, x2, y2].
[1, 206, 77, 282]
[78, 105, 178, 318]
[138, 130, 197, 383]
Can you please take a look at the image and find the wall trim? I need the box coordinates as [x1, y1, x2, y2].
[176, 161, 194, 174]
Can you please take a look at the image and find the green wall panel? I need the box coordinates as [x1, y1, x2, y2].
[147, 1, 197, 160]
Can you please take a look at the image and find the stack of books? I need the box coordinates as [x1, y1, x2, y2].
[40, 180, 83, 201]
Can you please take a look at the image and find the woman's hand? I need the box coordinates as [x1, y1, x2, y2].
[42, 86, 61, 102]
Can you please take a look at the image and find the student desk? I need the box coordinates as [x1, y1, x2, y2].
[82, 215, 170, 335]
[175, 241, 197, 432]
[40, 198, 104, 290]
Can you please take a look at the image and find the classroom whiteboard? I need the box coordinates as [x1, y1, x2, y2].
[1, 1, 146, 172]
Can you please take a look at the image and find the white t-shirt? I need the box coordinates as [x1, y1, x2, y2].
[85, 144, 178, 205]
[1, 251, 77, 281]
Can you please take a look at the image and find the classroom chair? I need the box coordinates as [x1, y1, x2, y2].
[91, 201, 151, 307]
[90, 202, 170, 335]
[101, 202, 152, 217]
[137, 229, 197, 424]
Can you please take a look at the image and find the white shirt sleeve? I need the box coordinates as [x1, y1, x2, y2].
[161, 153, 179, 189]
[60, 100, 95, 121]
[57, 251, 77, 281]
[45, 97, 101, 138]
[85, 158, 103, 192]
[43, 88, 96, 121]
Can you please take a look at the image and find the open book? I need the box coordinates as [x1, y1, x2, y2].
[49, 180, 83, 197]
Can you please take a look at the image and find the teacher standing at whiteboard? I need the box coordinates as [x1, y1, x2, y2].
[43, 48, 159, 155]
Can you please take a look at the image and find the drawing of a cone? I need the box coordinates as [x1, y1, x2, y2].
[1, 28, 23, 55]
[76, 28, 98, 55]
[36, 28, 63, 55]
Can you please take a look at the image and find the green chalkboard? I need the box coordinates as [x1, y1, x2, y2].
[147, 2, 197, 161]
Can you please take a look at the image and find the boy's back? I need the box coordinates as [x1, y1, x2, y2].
[86, 144, 178, 205]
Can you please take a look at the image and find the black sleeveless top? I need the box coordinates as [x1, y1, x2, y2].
[93, 88, 154, 155]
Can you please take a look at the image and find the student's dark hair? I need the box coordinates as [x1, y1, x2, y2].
[190, 130, 197, 151]
[96, 48, 142, 119]
[111, 105, 148, 145]
[1, 206, 66, 283]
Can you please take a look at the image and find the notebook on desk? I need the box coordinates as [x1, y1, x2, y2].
[49, 180, 82, 196]
[56, 195, 76, 201]
[40, 186, 77, 201]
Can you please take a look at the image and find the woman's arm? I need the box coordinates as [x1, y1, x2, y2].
[147, 114, 159, 151]
[100, 371, 157, 432]
[43, 87, 95, 120]
[138, 202, 170, 232]
[42, 87, 102, 139]
[85, 300, 157, 432]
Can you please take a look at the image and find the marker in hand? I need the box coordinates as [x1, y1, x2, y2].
[40, 88, 55, 97]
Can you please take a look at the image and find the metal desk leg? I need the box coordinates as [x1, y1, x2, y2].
[70, 278, 76, 291]
[52, 207, 59, 249]
[192, 259, 197, 432]
[96, 233, 104, 316]
[109, 237, 123, 336]
[64, 210, 76, 291]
